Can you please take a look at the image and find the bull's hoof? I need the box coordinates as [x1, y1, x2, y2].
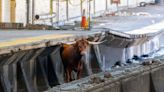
[104, 72, 112, 78]
[89, 76, 104, 84]
[142, 60, 152, 66]
[152, 59, 161, 64]
[142, 59, 161, 66]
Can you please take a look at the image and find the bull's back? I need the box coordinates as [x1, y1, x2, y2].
[60, 44, 75, 63]
[60, 44, 82, 65]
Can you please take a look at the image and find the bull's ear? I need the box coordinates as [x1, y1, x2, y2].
[81, 38, 85, 40]
[82, 38, 89, 42]
[75, 38, 79, 41]
[74, 38, 79, 45]
[86, 37, 94, 41]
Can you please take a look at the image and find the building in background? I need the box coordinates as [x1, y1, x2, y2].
[0, 0, 155, 26]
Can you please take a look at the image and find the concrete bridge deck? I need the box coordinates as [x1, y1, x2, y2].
[0, 29, 107, 55]
[94, 5, 164, 33]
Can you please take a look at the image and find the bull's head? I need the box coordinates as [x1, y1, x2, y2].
[75, 39, 89, 55]
[74, 39, 106, 55]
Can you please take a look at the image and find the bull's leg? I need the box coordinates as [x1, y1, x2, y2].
[68, 68, 73, 81]
[66, 67, 73, 82]
[66, 68, 70, 82]
[77, 61, 83, 79]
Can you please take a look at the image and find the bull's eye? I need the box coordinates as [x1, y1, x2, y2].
[79, 46, 82, 49]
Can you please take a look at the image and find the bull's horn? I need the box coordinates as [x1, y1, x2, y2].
[66, 41, 76, 44]
[88, 40, 107, 45]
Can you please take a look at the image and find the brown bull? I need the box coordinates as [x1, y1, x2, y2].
[60, 39, 105, 82]
[60, 39, 89, 82]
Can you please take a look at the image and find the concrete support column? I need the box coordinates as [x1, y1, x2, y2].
[2, 0, 10, 22]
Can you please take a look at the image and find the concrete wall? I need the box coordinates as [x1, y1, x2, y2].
[1, 0, 154, 25]
[49, 62, 164, 92]
[16, 0, 26, 25]
[34, 0, 51, 25]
